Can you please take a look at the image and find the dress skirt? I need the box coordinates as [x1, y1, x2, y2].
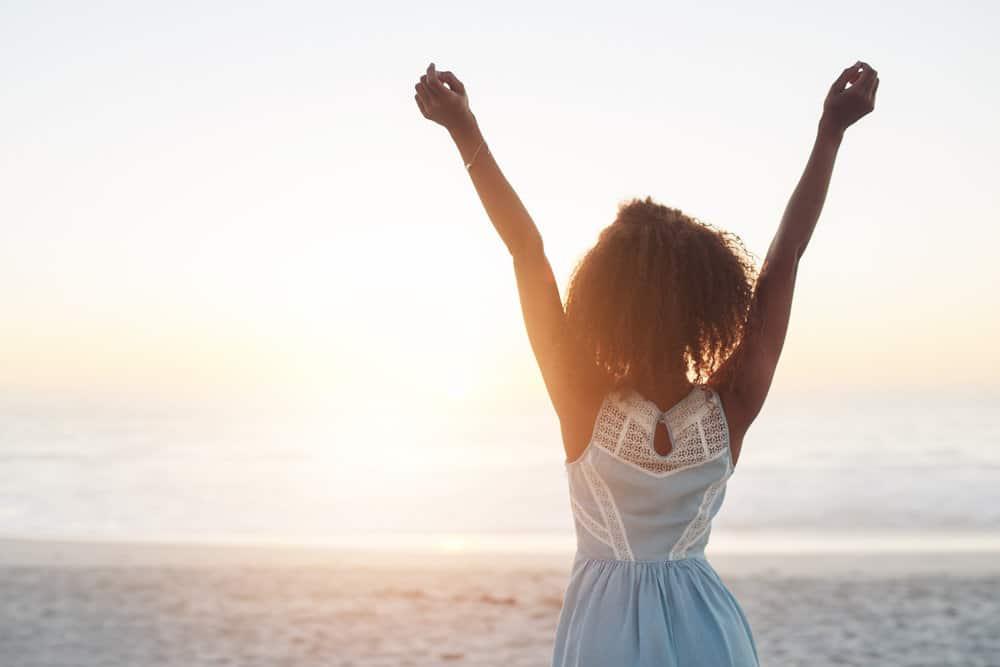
[552, 553, 759, 667]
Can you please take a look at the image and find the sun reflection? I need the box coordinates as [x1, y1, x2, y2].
[439, 536, 468, 552]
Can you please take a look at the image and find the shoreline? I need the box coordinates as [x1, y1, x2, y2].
[3, 536, 1000, 577]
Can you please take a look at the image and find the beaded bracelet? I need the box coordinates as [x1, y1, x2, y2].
[465, 139, 487, 170]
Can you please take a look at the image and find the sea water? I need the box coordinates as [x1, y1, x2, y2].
[1, 385, 998, 551]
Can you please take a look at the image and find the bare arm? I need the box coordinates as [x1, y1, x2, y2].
[445, 106, 543, 261]
[413, 63, 542, 260]
[414, 64, 606, 454]
[714, 61, 879, 461]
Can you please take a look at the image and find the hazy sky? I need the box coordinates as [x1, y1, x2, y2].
[2, 0, 998, 415]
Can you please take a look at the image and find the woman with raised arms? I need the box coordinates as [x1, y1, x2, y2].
[414, 59, 878, 666]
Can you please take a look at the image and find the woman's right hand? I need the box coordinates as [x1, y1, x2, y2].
[821, 61, 878, 135]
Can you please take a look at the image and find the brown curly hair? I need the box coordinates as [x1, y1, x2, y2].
[564, 196, 759, 396]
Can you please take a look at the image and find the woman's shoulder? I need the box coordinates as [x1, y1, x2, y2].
[560, 379, 619, 465]
[704, 381, 746, 467]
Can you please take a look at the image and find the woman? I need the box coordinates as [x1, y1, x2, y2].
[414, 59, 878, 666]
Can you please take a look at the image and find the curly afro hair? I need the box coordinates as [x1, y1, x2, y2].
[564, 196, 759, 396]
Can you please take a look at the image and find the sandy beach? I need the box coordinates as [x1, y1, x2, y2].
[1, 539, 999, 666]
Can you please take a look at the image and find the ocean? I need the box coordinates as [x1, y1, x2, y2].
[2, 384, 998, 550]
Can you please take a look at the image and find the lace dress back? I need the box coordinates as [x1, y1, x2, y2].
[552, 383, 759, 666]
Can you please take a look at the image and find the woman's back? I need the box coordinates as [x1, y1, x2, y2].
[553, 383, 758, 666]
[566, 383, 732, 561]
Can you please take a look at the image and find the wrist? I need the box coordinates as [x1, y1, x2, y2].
[448, 110, 479, 139]
[817, 115, 845, 144]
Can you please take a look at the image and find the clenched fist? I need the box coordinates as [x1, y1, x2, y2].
[414, 63, 474, 131]
[821, 61, 879, 135]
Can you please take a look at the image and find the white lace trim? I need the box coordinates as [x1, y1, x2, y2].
[580, 459, 634, 561]
[592, 386, 729, 478]
[570, 498, 612, 547]
[669, 457, 733, 560]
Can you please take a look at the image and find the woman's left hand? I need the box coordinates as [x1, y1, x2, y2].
[414, 63, 473, 131]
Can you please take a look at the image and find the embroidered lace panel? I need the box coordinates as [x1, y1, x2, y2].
[594, 386, 729, 477]
[580, 459, 634, 561]
[669, 458, 733, 560]
[570, 498, 611, 547]
[591, 396, 628, 452]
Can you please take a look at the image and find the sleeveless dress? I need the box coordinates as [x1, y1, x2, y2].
[552, 383, 759, 667]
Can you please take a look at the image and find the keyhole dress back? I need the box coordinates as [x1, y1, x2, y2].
[552, 383, 759, 666]
[652, 419, 674, 457]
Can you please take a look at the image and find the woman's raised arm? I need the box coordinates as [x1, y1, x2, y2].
[414, 64, 607, 453]
[415, 63, 541, 259]
[713, 61, 879, 461]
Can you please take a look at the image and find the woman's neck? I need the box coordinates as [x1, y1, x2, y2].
[639, 376, 695, 412]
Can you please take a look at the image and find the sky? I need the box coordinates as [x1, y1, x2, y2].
[2, 0, 998, 421]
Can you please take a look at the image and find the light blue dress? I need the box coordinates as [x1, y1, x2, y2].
[552, 383, 759, 666]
